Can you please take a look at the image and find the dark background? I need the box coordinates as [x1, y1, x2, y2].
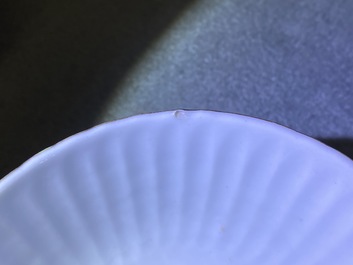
[1, 0, 353, 178]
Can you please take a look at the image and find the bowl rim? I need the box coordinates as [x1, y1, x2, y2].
[1, 110, 352, 194]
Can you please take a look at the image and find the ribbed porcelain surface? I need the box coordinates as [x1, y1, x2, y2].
[1, 110, 353, 265]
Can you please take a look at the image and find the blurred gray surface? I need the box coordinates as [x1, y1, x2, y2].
[101, 0, 353, 138]
[1, 0, 353, 177]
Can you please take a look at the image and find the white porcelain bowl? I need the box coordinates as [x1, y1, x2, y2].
[1, 110, 353, 265]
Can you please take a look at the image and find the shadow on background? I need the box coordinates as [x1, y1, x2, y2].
[0, 0, 195, 177]
[319, 138, 353, 161]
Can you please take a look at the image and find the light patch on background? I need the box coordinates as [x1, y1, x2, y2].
[98, 0, 353, 139]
